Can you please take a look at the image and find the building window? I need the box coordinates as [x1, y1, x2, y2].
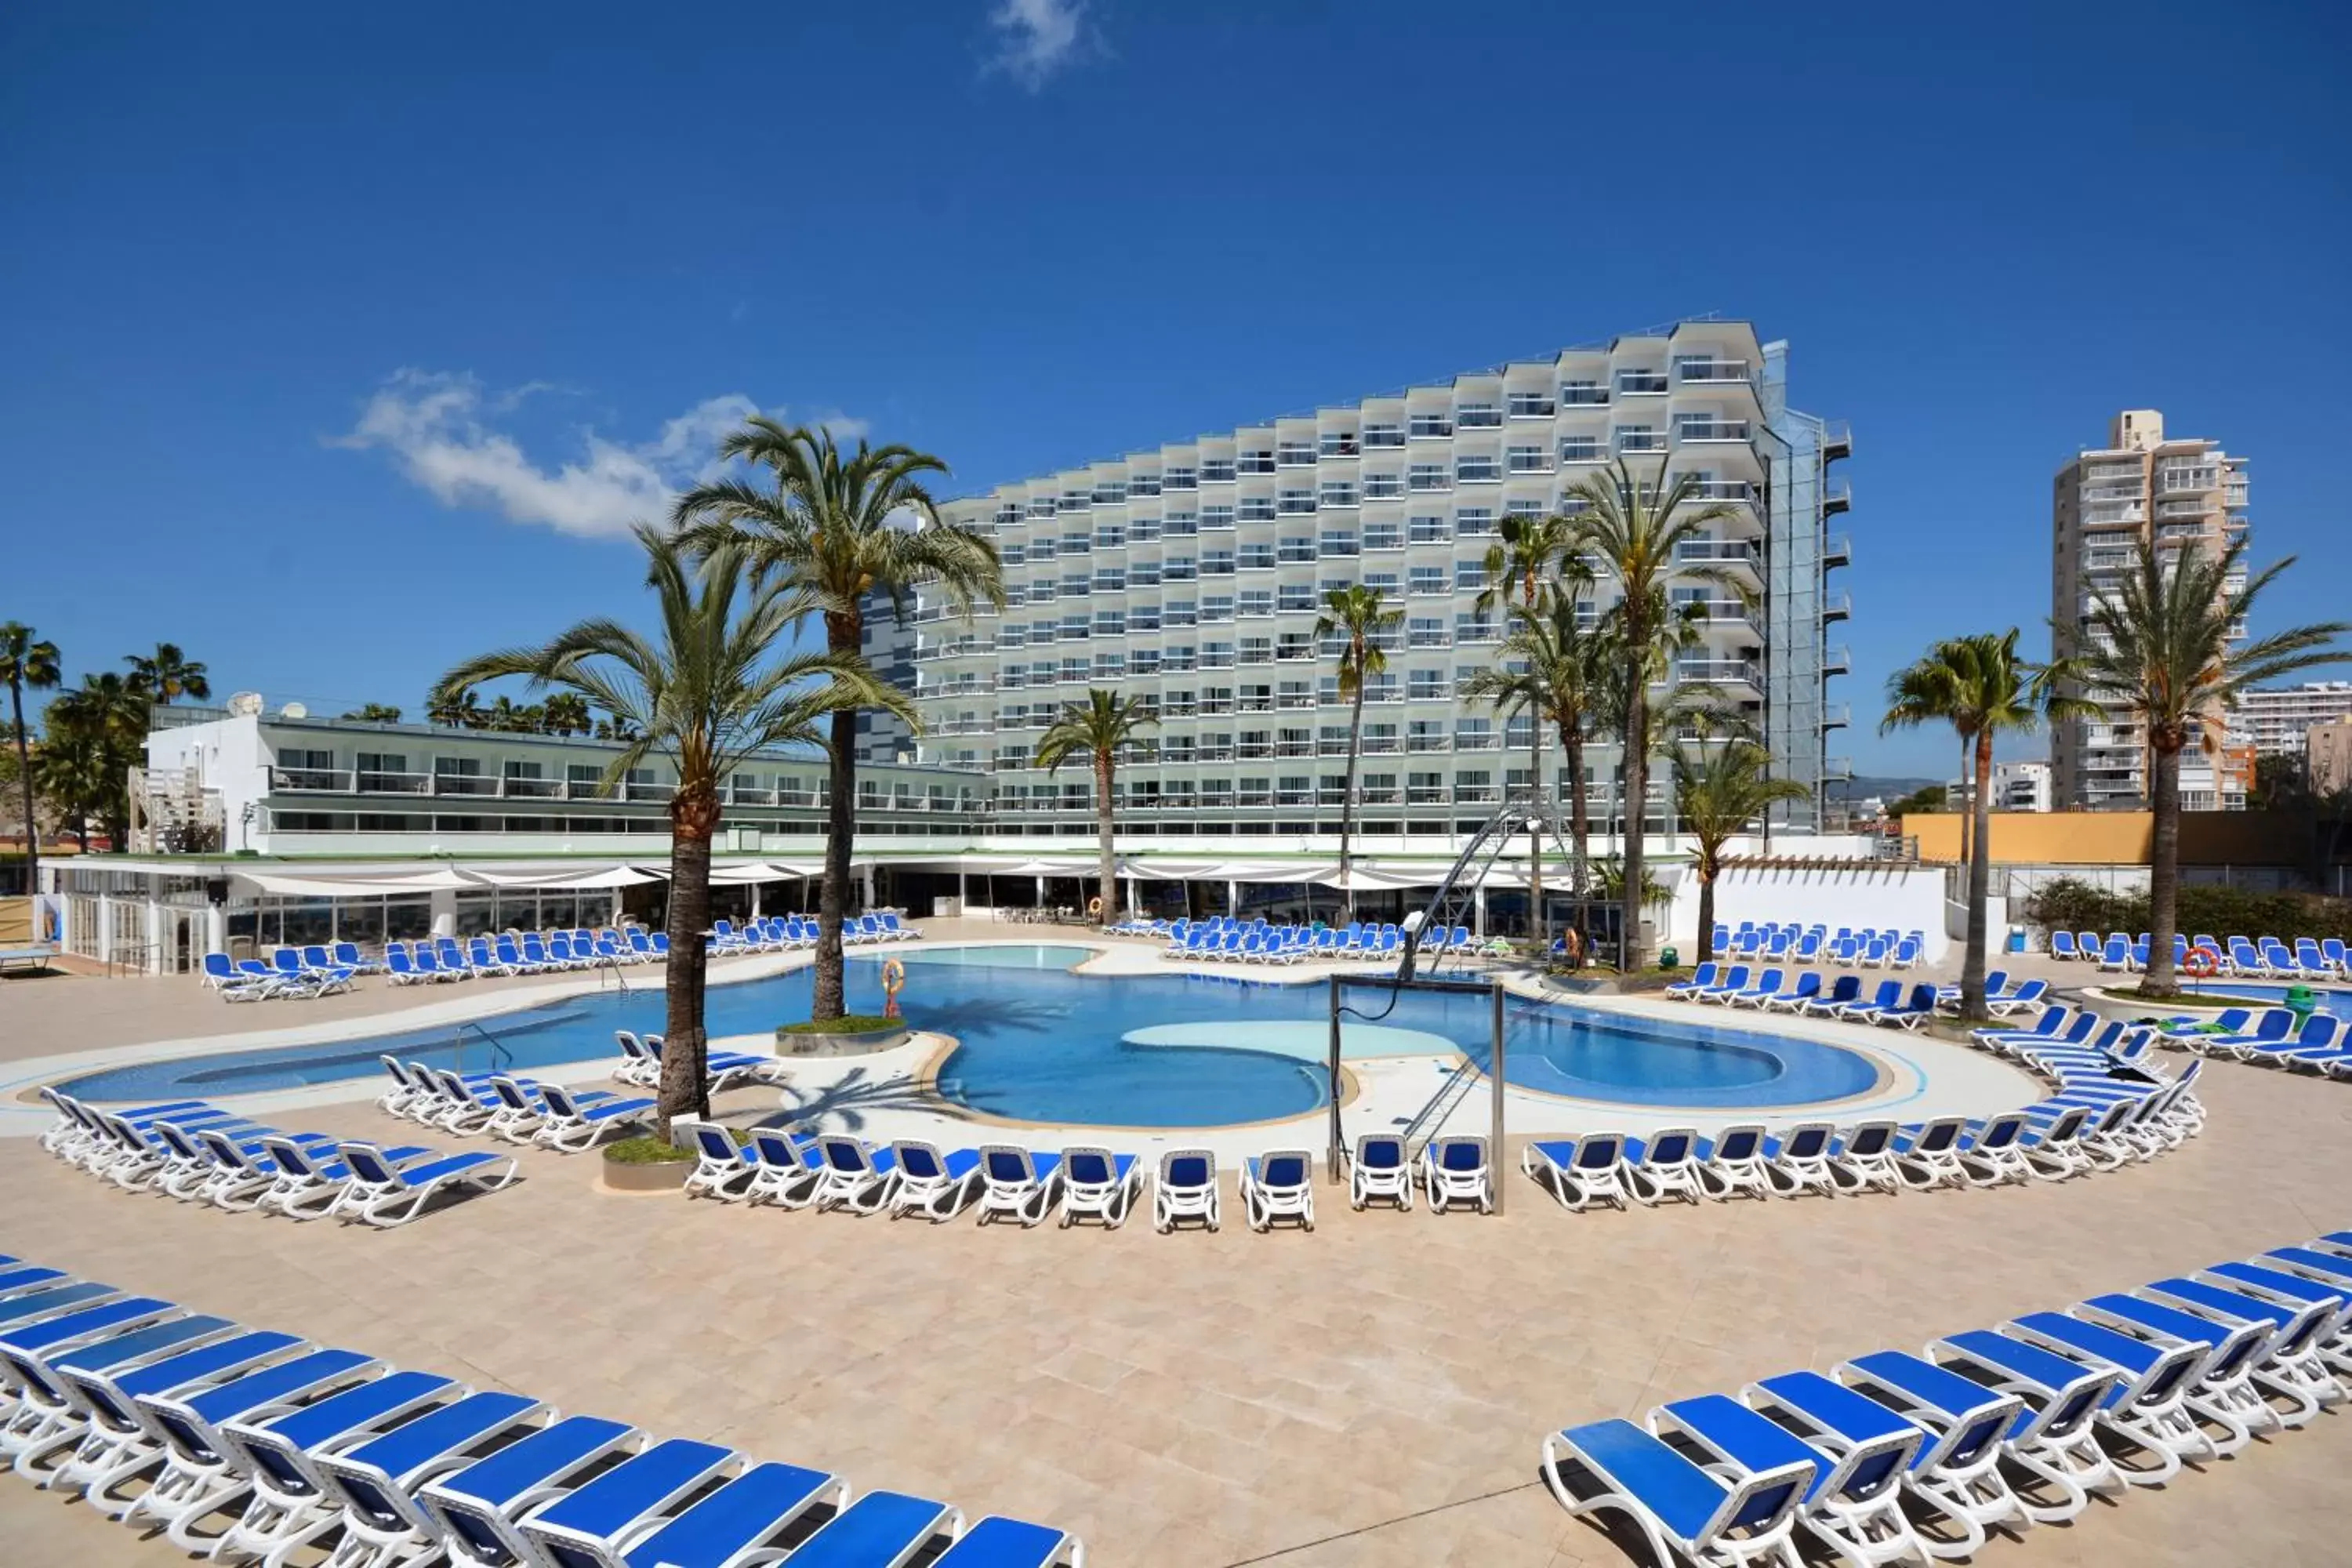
[1407, 463, 1450, 492]
[1455, 401, 1502, 428]
[1363, 471, 1403, 499]
[1408, 412, 1454, 439]
[1455, 453, 1500, 484]
[1560, 379, 1608, 406]
[1507, 391, 1555, 418]
[1363, 518, 1403, 550]
[1409, 514, 1450, 545]
[1363, 422, 1405, 448]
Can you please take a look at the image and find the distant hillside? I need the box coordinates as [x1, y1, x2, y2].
[1824, 775, 1940, 802]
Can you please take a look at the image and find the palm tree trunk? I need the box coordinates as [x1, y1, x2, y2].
[1563, 720, 1590, 938]
[1095, 753, 1117, 926]
[1956, 737, 1971, 870]
[815, 704, 855, 1022]
[1961, 728, 1994, 1022]
[661, 786, 718, 1122]
[1621, 682, 1650, 969]
[1340, 680, 1364, 925]
[9, 678, 35, 906]
[2141, 742, 2183, 996]
[1696, 864, 1716, 964]
[1527, 723, 1545, 949]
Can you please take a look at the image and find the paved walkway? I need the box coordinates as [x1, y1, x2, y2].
[4, 928, 2347, 1565]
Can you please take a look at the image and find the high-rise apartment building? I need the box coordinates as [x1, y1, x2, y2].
[2234, 682, 2352, 758]
[2051, 409, 2251, 811]
[898, 320, 1853, 845]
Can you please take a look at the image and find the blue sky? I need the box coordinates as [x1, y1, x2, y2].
[5, 2, 2346, 776]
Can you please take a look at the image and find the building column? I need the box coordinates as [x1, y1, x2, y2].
[429, 888, 458, 938]
[750, 881, 763, 920]
[97, 895, 114, 967]
[147, 895, 165, 975]
[1226, 879, 1240, 919]
[205, 903, 227, 959]
[859, 863, 875, 912]
[1473, 884, 1487, 939]
[956, 869, 967, 916]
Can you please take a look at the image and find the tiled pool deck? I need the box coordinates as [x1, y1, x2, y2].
[2, 926, 2346, 1566]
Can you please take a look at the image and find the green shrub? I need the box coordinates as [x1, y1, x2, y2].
[779, 1014, 900, 1035]
[602, 1135, 695, 1164]
[2023, 876, 2352, 943]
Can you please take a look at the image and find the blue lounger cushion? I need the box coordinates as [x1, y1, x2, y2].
[786, 1491, 958, 1568]
[0, 1287, 122, 1328]
[336, 1392, 541, 1491]
[621, 1461, 838, 1568]
[1661, 1394, 1831, 1503]
[103, 1330, 305, 1409]
[176, 1350, 379, 1434]
[527, 1438, 735, 1541]
[1752, 1370, 1920, 1455]
[252, 1370, 456, 1454]
[49, 1315, 234, 1378]
[432, 1414, 636, 1509]
[1552, 1419, 1729, 1542]
[932, 1516, 1080, 1568]
[1, 1296, 172, 1355]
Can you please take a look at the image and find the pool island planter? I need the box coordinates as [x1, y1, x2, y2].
[775, 1021, 912, 1057]
[597, 1149, 693, 1194]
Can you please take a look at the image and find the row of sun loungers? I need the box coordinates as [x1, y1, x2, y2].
[1664, 963, 2049, 1025]
[2053, 928, 2352, 980]
[0, 1250, 1083, 1568]
[1159, 919, 1477, 964]
[198, 948, 361, 1001]
[1541, 1231, 2352, 1568]
[710, 912, 919, 953]
[1710, 924, 1929, 968]
[1522, 1007, 2201, 1213]
[2154, 1007, 2352, 1077]
[675, 1126, 1324, 1234]
[35, 1091, 517, 1229]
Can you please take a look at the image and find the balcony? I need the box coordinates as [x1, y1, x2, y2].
[1824, 532, 1851, 568]
[1823, 592, 1852, 623]
[1676, 659, 1761, 690]
[1674, 540, 1761, 579]
[1676, 419, 1751, 444]
[1823, 644, 1851, 677]
[1823, 756, 1853, 781]
[1822, 477, 1851, 516]
[1614, 431, 1668, 454]
[1822, 420, 1852, 460]
[1674, 357, 1753, 385]
[1821, 702, 1851, 731]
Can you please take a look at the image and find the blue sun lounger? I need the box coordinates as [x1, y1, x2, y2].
[121, 1349, 379, 1544]
[929, 1515, 1086, 1567]
[212, 1370, 462, 1568]
[418, 1414, 641, 1568]
[1521, 1132, 1629, 1211]
[1542, 1417, 1813, 1568]
[976, 1145, 1063, 1226]
[812, 1137, 901, 1215]
[517, 1438, 741, 1568]
[2142, 1276, 2343, 1425]
[2005, 1312, 2211, 1483]
[1835, 1351, 2028, 1549]
[0, 1310, 234, 1474]
[590, 1461, 849, 1568]
[1650, 1390, 1921, 1568]
[44, 1327, 303, 1505]
[1926, 1328, 2122, 1523]
[886, 1141, 983, 1221]
[313, 1392, 547, 1568]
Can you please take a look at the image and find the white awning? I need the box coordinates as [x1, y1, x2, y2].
[464, 865, 663, 889]
[238, 868, 480, 897]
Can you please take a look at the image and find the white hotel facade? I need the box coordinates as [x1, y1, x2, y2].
[56, 320, 1883, 971]
[897, 319, 1853, 843]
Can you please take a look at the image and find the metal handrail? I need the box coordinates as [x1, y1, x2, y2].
[454, 1019, 514, 1074]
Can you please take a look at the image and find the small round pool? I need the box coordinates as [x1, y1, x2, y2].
[57, 944, 1886, 1126]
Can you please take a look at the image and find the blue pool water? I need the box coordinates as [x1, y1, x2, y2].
[2196, 982, 2352, 1016]
[59, 944, 1882, 1125]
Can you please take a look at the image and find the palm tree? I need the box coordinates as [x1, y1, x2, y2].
[1882, 630, 2093, 1019]
[1671, 732, 1811, 963]
[2065, 535, 2348, 996]
[673, 419, 1002, 1021]
[1568, 459, 1738, 967]
[125, 643, 209, 706]
[40, 672, 151, 850]
[541, 693, 591, 736]
[1311, 585, 1402, 923]
[1463, 593, 1610, 924]
[1474, 515, 1588, 946]
[1, 624, 60, 893]
[338, 702, 403, 724]
[1033, 689, 1157, 927]
[426, 687, 483, 729]
[436, 525, 904, 1122]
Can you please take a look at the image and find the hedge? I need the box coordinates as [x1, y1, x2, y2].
[2022, 876, 2352, 944]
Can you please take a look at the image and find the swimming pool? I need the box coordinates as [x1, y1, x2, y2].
[2193, 982, 2351, 1016]
[57, 944, 1885, 1125]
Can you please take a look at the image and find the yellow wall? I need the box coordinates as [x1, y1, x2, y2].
[1903, 810, 2308, 867]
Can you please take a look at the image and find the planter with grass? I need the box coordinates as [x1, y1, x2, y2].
[600, 1133, 697, 1193]
[775, 1014, 911, 1056]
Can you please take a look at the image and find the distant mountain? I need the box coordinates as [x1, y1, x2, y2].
[1824, 775, 1940, 802]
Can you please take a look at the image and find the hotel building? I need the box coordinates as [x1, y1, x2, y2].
[906, 318, 1853, 842]
[2234, 682, 2352, 759]
[2050, 409, 2252, 811]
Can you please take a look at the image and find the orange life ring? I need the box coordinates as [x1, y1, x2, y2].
[2183, 946, 2220, 979]
[880, 956, 906, 1018]
[1087, 895, 1104, 919]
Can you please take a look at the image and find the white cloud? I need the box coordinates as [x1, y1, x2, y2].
[984, 0, 1092, 90]
[332, 370, 868, 539]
